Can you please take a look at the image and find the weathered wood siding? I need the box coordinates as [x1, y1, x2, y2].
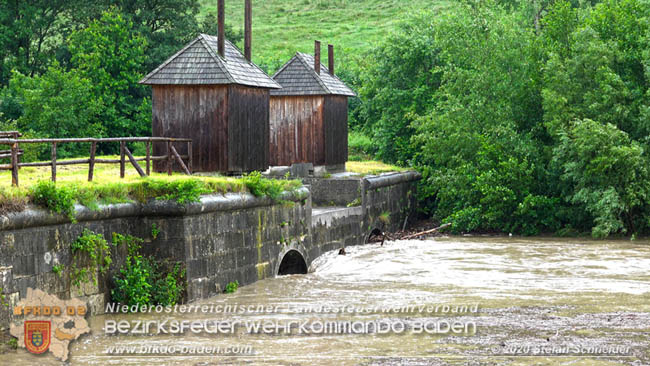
[152, 85, 270, 173]
[323, 95, 348, 166]
[152, 85, 229, 172]
[269, 96, 325, 166]
[227, 85, 270, 172]
[269, 95, 347, 167]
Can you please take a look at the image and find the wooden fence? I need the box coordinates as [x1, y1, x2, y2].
[0, 136, 193, 187]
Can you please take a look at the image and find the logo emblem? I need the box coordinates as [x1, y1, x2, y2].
[24, 321, 51, 354]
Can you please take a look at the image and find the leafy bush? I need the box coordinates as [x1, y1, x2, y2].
[225, 281, 239, 294]
[243, 171, 300, 201]
[70, 229, 111, 287]
[111, 233, 185, 307]
[8, 65, 103, 159]
[152, 262, 185, 306]
[553, 120, 650, 238]
[29, 181, 76, 221]
[348, 131, 377, 161]
[112, 254, 154, 307]
[355, 0, 650, 237]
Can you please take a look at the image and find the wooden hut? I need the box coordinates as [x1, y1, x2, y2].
[269, 42, 356, 170]
[139, 0, 280, 173]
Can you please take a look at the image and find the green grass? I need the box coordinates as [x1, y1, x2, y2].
[345, 160, 406, 176]
[0, 157, 301, 216]
[200, 0, 451, 73]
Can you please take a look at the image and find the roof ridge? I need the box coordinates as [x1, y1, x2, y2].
[272, 53, 298, 79]
[227, 39, 282, 88]
[295, 52, 331, 94]
[139, 36, 204, 84]
[198, 34, 236, 84]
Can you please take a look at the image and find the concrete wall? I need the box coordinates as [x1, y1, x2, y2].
[304, 177, 361, 206]
[0, 171, 420, 330]
[307, 171, 421, 263]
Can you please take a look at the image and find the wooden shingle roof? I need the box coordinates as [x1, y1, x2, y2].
[139, 34, 280, 89]
[270, 52, 356, 97]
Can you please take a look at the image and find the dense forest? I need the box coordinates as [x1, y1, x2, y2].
[349, 0, 650, 238]
[1, 0, 649, 238]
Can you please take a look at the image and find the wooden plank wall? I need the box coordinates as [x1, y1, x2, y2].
[152, 85, 229, 172]
[323, 95, 348, 166]
[269, 96, 325, 166]
[227, 85, 270, 172]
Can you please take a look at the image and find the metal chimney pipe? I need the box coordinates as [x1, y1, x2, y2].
[314, 40, 321, 75]
[328, 44, 334, 75]
[244, 0, 252, 61]
[218, 0, 225, 57]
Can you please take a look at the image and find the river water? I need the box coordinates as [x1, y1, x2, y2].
[5, 237, 650, 365]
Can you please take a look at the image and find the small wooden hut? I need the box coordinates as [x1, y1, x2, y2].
[139, 0, 280, 173]
[269, 42, 356, 170]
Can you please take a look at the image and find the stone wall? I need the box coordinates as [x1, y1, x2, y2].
[0, 189, 310, 330]
[304, 177, 361, 206]
[307, 171, 421, 264]
[0, 171, 420, 330]
[362, 171, 421, 234]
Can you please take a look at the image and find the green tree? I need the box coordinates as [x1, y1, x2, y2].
[409, 1, 552, 233]
[553, 119, 650, 237]
[355, 14, 441, 165]
[9, 65, 103, 158]
[69, 10, 150, 140]
[0, 0, 82, 85]
[199, 11, 243, 45]
[73, 0, 202, 74]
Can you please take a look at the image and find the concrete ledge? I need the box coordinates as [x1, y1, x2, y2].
[363, 171, 421, 190]
[0, 187, 310, 231]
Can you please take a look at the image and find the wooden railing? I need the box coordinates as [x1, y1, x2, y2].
[0, 137, 193, 187]
[0, 131, 23, 161]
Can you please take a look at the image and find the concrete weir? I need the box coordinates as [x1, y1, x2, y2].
[0, 171, 420, 329]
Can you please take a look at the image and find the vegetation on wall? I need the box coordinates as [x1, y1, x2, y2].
[70, 229, 112, 288]
[0, 164, 302, 219]
[111, 233, 186, 307]
[225, 281, 239, 294]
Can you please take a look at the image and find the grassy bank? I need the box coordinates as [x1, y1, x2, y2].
[0, 157, 405, 217]
[345, 161, 406, 176]
[202, 0, 451, 71]
[0, 158, 302, 217]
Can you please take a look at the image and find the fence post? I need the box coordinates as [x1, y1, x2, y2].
[11, 142, 18, 187]
[146, 140, 151, 176]
[170, 145, 191, 175]
[88, 141, 97, 182]
[120, 141, 125, 178]
[51, 142, 57, 182]
[187, 141, 192, 174]
[166, 141, 172, 176]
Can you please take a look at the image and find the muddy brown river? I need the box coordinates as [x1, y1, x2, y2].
[4, 237, 650, 365]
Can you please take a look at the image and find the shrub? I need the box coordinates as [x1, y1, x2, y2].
[243, 171, 300, 201]
[131, 179, 210, 204]
[111, 232, 185, 308]
[29, 181, 76, 220]
[225, 281, 239, 294]
[348, 131, 376, 161]
[152, 262, 185, 306]
[112, 254, 154, 307]
[70, 229, 111, 287]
